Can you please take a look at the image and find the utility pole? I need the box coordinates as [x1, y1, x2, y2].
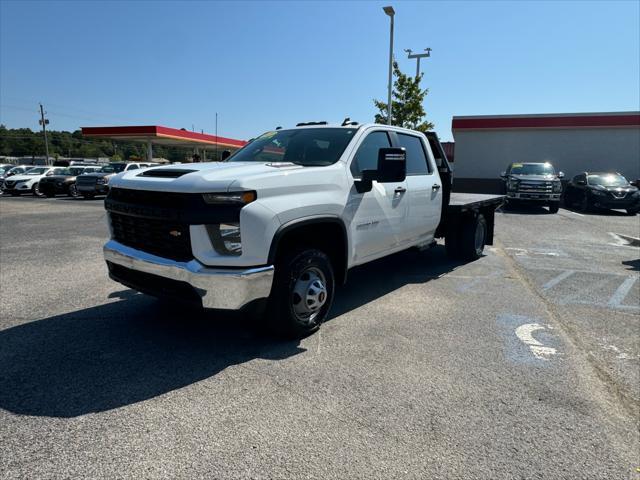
[39, 103, 50, 165]
[383, 6, 395, 125]
[404, 48, 431, 78]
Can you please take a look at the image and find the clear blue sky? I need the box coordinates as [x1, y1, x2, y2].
[1, 0, 638, 141]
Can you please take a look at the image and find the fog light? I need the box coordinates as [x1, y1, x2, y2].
[206, 223, 242, 256]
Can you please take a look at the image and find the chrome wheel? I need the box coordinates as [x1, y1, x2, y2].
[69, 184, 78, 197]
[291, 267, 327, 324]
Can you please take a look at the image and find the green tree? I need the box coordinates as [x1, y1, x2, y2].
[373, 62, 434, 132]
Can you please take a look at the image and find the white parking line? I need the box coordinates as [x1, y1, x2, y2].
[607, 276, 639, 308]
[542, 270, 575, 291]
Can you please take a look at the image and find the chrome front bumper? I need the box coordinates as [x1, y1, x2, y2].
[103, 240, 274, 310]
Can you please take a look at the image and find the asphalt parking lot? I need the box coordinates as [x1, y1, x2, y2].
[1, 196, 638, 479]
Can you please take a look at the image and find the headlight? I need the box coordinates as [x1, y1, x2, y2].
[552, 181, 562, 192]
[202, 191, 256, 205]
[507, 179, 519, 190]
[205, 223, 242, 256]
[591, 189, 606, 196]
[96, 178, 105, 184]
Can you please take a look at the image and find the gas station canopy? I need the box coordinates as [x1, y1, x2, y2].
[81, 125, 247, 162]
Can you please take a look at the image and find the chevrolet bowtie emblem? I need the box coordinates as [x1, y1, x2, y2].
[169, 230, 182, 237]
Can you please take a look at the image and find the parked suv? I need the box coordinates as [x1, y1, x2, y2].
[564, 172, 640, 214]
[76, 162, 143, 198]
[500, 162, 564, 213]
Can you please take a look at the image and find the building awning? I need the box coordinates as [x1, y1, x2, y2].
[81, 125, 247, 150]
[452, 112, 640, 131]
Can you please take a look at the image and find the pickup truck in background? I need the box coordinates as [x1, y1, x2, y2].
[500, 162, 564, 213]
[103, 122, 503, 338]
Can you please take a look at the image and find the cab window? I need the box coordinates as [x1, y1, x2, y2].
[397, 133, 430, 175]
[350, 131, 391, 178]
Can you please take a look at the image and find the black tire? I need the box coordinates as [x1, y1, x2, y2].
[627, 208, 639, 215]
[267, 248, 335, 339]
[32, 183, 45, 198]
[458, 214, 487, 261]
[548, 202, 559, 214]
[579, 194, 590, 212]
[68, 184, 79, 197]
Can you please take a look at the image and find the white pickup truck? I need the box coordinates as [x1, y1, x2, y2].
[103, 123, 503, 337]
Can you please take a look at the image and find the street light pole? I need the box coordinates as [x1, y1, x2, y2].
[383, 6, 395, 125]
[39, 103, 50, 165]
[404, 48, 432, 78]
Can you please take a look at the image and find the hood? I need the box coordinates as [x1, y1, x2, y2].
[508, 174, 559, 181]
[5, 174, 41, 182]
[41, 175, 74, 181]
[109, 161, 308, 193]
[80, 172, 113, 179]
[590, 184, 638, 193]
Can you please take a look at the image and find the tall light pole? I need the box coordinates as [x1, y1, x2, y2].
[383, 6, 395, 125]
[39, 103, 50, 165]
[404, 48, 431, 78]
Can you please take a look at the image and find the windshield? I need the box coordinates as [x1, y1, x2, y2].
[100, 163, 126, 173]
[68, 167, 85, 175]
[228, 128, 357, 166]
[25, 167, 48, 175]
[588, 174, 628, 187]
[509, 163, 555, 175]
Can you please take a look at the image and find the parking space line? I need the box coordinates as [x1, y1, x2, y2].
[542, 270, 575, 291]
[607, 276, 639, 308]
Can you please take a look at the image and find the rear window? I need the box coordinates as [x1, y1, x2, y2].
[397, 133, 430, 175]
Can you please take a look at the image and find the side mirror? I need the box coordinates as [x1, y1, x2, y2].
[558, 171, 565, 179]
[376, 147, 406, 183]
[576, 179, 586, 186]
[355, 147, 407, 193]
[46, 171, 54, 176]
[221, 150, 232, 161]
[500, 171, 507, 178]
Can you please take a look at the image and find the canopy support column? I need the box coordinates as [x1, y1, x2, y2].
[147, 139, 153, 163]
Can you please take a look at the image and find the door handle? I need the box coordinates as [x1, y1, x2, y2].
[394, 186, 407, 194]
[432, 184, 441, 190]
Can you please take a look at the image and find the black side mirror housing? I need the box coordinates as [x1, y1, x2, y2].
[500, 171, 507, 178]
[221, 150, 232, 161]
[355, 147, 407, 193]
[576, 179, 586, 186]
[558, 171, 565, 179]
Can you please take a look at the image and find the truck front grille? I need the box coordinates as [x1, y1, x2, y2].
[518, 181, 553, 194]
[109, 212, 193, 262]
[76, 176, 97, 186]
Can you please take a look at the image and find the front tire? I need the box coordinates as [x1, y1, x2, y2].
[33, 183, 45, 197]
[68, 184, 79, 197]
[548, 202, 559, 214]
[267, 248, 335, 339]
[627, 207, 639, 215]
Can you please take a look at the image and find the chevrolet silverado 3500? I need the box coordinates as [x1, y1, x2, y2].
[103, 123, 503, 337]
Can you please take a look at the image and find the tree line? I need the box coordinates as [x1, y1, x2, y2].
[0, 125, 191, 162]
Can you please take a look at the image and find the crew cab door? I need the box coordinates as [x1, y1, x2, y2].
[392, 131, 442, 244]
[345, 130, 409, 264]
